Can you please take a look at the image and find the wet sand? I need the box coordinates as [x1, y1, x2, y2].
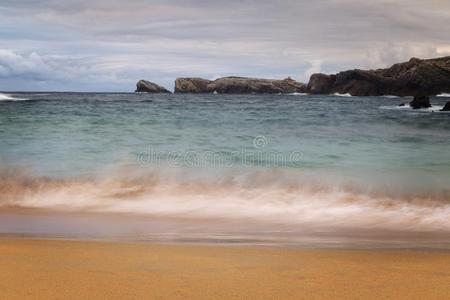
[0, 238, 449, 299]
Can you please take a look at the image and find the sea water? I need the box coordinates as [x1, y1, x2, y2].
[1, 92, 449, 247]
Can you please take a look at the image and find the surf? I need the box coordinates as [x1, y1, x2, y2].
[0, 93, 28, 101]
[333, 92, 352, 97]
[1, 166, 449, 234]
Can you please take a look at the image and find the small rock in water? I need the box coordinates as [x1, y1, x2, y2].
[441, 101, 450, 111]
[135, 80, 171, 93]
[409, 95, 431, 109]
[398, 103, 406, 107]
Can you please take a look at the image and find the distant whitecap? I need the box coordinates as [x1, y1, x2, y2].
[288, 92, 308, 96]
[333, 92, 352, 97]
[380, 104, 444, 112]
[0, 93, 28, 101]
[436, 93, 450, 97]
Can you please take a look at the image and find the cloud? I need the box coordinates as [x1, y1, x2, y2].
[0, 0, 450, 91]
[304, 60, 322, 80]
[0, 50, 115, 81]
[0, 50, 49, 79]
[0, 49, 131, 91]
[364, 43, 440, 69]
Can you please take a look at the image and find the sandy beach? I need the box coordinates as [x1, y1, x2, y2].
[0, 238, 449, 299]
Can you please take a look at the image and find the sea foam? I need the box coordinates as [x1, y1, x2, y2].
[436, 93, 450, 97]
[1, 166, 449, 233]
[380, 105, 444, 112]
[333, 93, 352, 97]
[0, 93, 28, 101]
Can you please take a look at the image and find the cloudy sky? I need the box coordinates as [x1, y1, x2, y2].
[1, 0, 450, 91]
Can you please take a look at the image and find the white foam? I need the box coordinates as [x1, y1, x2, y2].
[436, 93, 450, 97]
[2, 167, 450, 233]
[333, 92, 352, 97]
[380, 105, 444, 112]
[384, 95, 400, 99]
[0, 93, 28, 101]
[288, 92, 308, 96]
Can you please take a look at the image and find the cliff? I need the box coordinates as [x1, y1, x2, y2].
[174, 76, 306, 94]
[307, 56, 450, 96]
[174, 78, 212, 93]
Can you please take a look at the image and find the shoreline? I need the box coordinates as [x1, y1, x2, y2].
[1, 209, 450, 251]
[2, 233, 450, 252]
[1, 238, 449, 299]
[2, 232, 450, 252]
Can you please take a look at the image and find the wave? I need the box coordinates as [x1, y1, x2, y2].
[288, 92, 308, 96]
[333, 93, 352, 97]
[436, 93, 450, 97]
[0, 93, 28, 101]
[380, 104, 445, 112]
[1, 166, 449, 233]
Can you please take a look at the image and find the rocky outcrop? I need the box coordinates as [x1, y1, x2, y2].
[307, 74, 336, 94]
[135, 80, 171, 93]
[409, 96, 431, 109]
[442, 101, 450, 111]
[209, 77, 306, 94]
[174, 76, 306, 94]
[174, 78, 212, 93]
[307, 56, 450, 96]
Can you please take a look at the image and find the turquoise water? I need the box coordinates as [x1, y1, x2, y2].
[1, 92, 449, 176]
[1, 92, 450, 246]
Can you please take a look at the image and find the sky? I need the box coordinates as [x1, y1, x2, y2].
[1, 0, 450, 92]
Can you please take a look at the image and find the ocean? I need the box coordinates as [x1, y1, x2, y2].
[1, 92, 449, 248]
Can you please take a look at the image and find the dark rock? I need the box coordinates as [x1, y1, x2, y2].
[306, 74, 336, 94]
[398, 103, 406, 107]
[135, 80, 171, 93]
[333, 70, 381, 96]
[442, 101, 450, 111]
[273, 77, 307, 93]
[409, 95, 431, 109]
[307, 56, 450, 96]
[174, 76, 306, 94]
[174, 78, 212, 93]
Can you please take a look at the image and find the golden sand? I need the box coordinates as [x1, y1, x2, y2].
[0, 239, 449, 299]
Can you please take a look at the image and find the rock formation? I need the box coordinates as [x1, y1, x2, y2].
[174, 76, 306, 94]
[135, 80, 171, 93]
[307, 56, 450, 96]
[137, 56, 450, 97]
[409, 96, 431, 109]
[442, 101, 450, 111]
[174, 78, 212, 93]
[209, 77, 306, 94]
[307, 74, 336, 94]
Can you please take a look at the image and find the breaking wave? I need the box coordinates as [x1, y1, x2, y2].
[1, 166, 449, 233]
[288, 92, 308, 96]
[437, 93, 450, 97]
[0, 93, 28, 101]
[380, 104, 445, 112]
[333, 93, 352, 97]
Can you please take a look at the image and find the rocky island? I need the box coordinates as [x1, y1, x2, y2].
[135, 80, 171, 93]
[174, 77, 212, 93]
[175, 76, 307, 94]
[135, 56, 450, 99]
